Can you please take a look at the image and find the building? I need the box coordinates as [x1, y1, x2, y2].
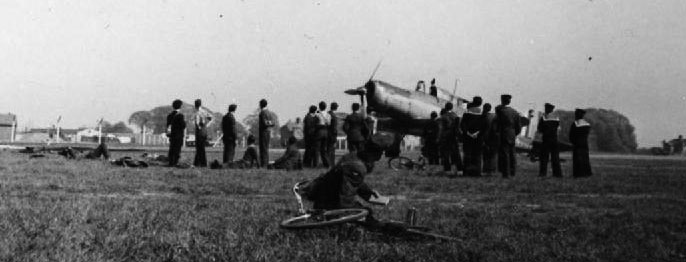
[0, 113, 17, 142]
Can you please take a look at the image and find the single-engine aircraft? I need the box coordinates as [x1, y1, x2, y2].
[345, 79, 571, 160]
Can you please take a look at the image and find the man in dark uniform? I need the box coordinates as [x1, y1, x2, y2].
[315, 101, 331, 168]
[537, 103, 562, 177]
[569, 108, 592, 177]
[327, 102, 339, 165]
[461, 102, 486, 176]
[437, 103, 462, 173]
[422, 111, 440, 165]
[445, 102, 463, 173]
[166, 99, 186, 167]
[481, 103, 498, 175]
[429, 78, 438, 97]
[343, 103, 368, 153]
[496, 94, 522, 178]
[258, 99, 276, 167]
[222, 104, 237, 164]
[303, 105, 318, 167]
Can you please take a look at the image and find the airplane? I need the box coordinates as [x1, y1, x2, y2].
[345, 79, 571, 159]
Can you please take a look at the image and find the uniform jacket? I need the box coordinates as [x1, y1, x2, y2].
[343, 112, 368, 142]
[461, 111, 487, 143]
[193, 108, 212, 138]
[221, 112, 237, 141]
[537, 114, 560, 143]
[328, 111, 338, 142]
[483, 112, 499, 147]
[259, 109, 275, 133]
[167, 110, 186, 140]
[422, 119, 439, 144]
[303, 113, 318, 141]
[315, 111, 330, 138]
[438, 111, 460, 142]
[569, 119, 591, 149]
[496, 105, 522, 146]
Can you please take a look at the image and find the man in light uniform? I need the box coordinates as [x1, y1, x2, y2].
[193, 99, 213, 167]
[315, 101, 331, 168]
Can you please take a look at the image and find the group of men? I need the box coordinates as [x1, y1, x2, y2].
[302, 102, 338, 168]
[422, 94, 593, 178]
[165, 98, 280, 169]
[301, 101, 378, 169]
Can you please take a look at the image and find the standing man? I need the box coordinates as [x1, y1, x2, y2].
[429, 78, 438, 97]
[315, 101, 331, 168]
[222, 104, 238, 164]
[343, 103, 368, 153]
[437, 106, 454, 173]
[166, 99, 186, 167]
[445, 102, 463, 173]
[327, 102, 339, 165]
[538, 103, 562, 177]
[461, 101, 486, 176]
[258, 99, 276, 167]
[193, 99, 212, 167]
[569, 108, 593, 177]
[422, 111, 440, 165]
[303, 105, 318, 167]
[496, 94, 522, 178]
[481, 103, 498, 175]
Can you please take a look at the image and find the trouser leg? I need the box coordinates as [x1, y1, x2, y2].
[312, 138, 320, 167]
[539, 144, 550, 177]
[259, 133, 270, 167]
[318, 137, 329, 168]
[441, 144, 452, 171]
[498, 145, 510, 178]
[508, 146, 516, 177]
[551, 144, 562, 177]
[453, 142, 463, 171]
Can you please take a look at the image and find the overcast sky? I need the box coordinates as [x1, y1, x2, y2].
[1, 0, 685, 146]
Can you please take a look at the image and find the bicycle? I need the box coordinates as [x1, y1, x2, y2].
[279, 181, 459, 242]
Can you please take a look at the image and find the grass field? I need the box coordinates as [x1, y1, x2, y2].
[1, 149, 685, 262]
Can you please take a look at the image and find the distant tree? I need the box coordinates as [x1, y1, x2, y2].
[102, 121, 133, 133]
[556, 108, 637, 153]
[128, 111, 154, 133]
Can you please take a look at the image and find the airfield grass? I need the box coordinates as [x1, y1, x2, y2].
[1, 149, 685, 262]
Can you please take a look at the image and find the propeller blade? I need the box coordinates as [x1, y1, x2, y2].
[344, 86, 366, 95]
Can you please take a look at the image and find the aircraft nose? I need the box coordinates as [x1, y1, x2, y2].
[344, 86, 366, 95]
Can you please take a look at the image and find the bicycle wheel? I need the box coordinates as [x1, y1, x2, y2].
[388, 156, 413, 171]
[280, 208, 369, 229]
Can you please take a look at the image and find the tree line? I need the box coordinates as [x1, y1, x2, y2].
[555, 108, 637, 153]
